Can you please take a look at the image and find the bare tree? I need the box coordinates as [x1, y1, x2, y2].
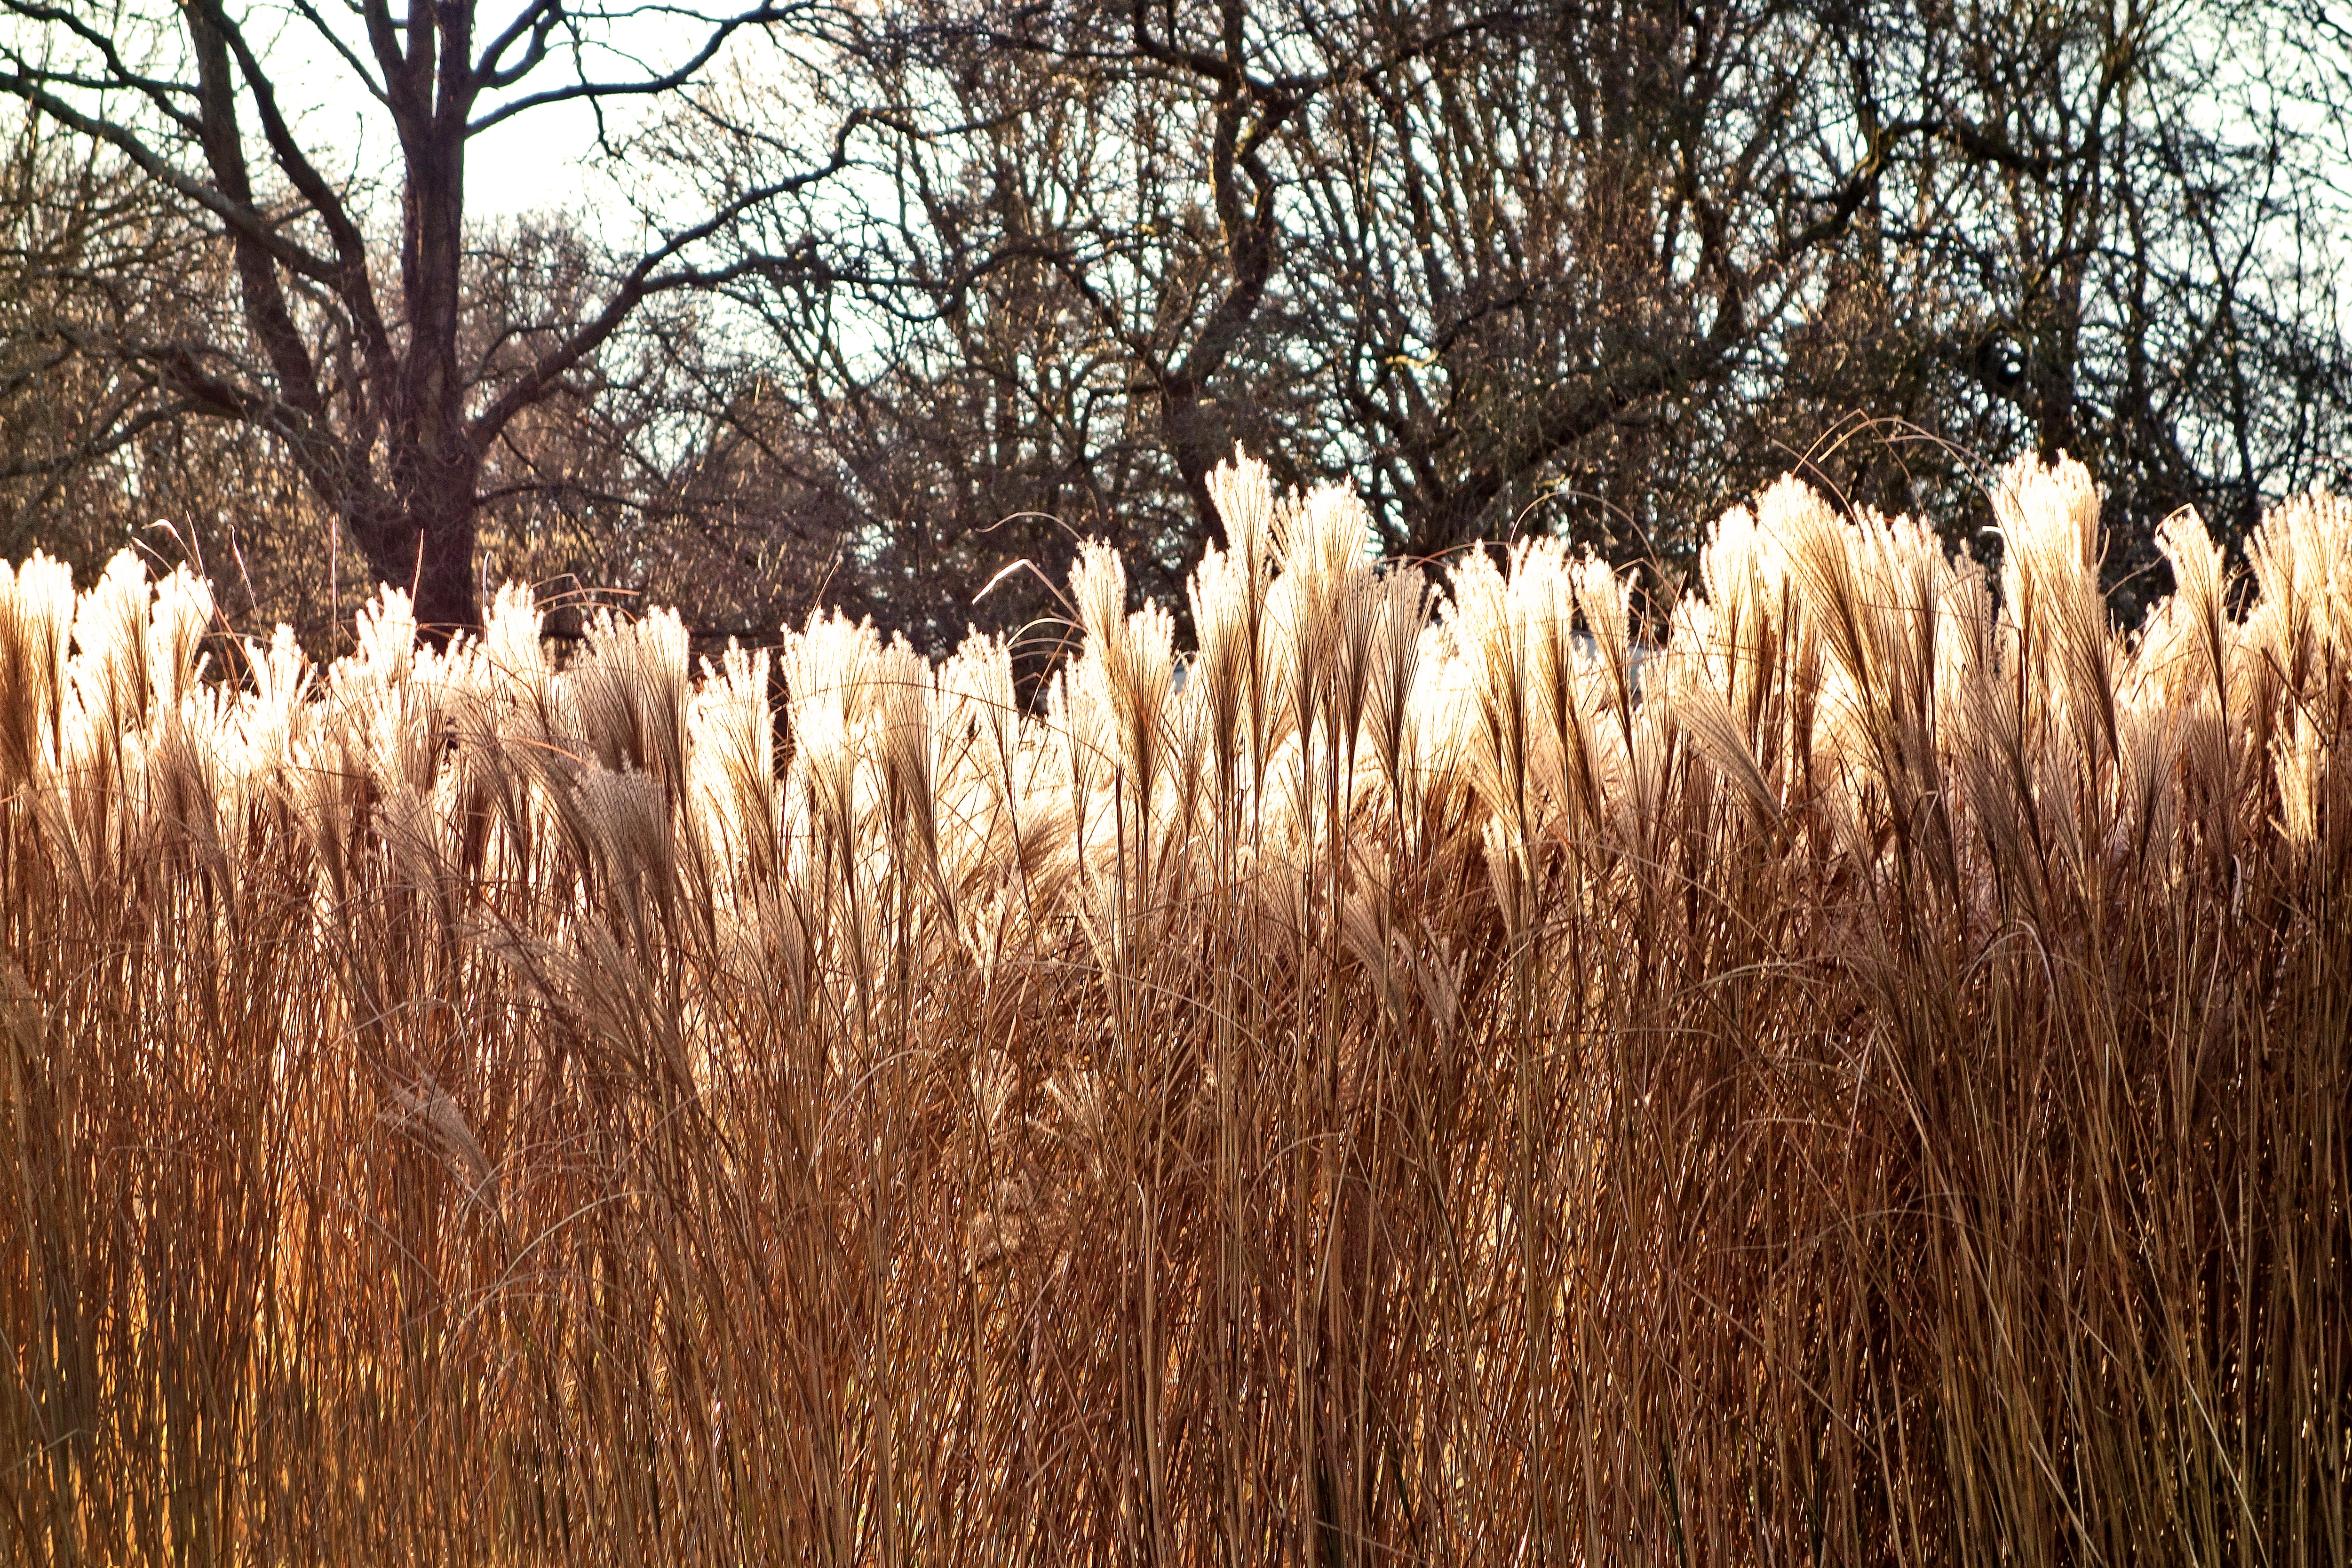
[1279, 0, 1915, 563]
[666, 0, 1920, 646]
[1930, 0, 2352, 577]
[4, 111, 196, 564]
[656, 0, 2349, 652]
[11, 0, 2344, 650]
[662, 0, 1439, 644]
[1, 0, 854, 635]
[0, 108, 336, 619]
[1704, 0, 2352, 614]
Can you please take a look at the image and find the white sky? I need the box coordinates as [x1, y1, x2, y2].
[2, 4, 740, 230]
[259, 5, 709, 230]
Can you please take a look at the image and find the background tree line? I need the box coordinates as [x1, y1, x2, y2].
[5, 0, 2349, 658]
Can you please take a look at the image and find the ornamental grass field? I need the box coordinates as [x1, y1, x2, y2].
[2, 453, 2347, 1564]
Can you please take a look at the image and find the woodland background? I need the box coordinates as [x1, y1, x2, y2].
[5, 0, 2352, 653]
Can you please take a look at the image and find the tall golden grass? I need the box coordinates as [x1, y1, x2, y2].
[2, 451, 2346, 1564]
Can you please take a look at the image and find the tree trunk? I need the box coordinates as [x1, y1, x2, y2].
[344, 455, 483, 640]
[410, 508, 480, 637]
[389, 37, 478, 638]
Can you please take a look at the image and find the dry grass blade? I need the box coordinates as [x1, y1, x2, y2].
[1, 451, 2346, 1565]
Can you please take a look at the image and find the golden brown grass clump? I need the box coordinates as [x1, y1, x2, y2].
[2, 452, 2347, 1564]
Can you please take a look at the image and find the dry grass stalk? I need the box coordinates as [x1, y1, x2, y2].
[2, 452, 2347, 1565]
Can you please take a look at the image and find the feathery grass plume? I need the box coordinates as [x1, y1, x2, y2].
[1693, 497, 1814, 858]
[1527, 545, 1617, 855]
[1478, 812, 1531, 949]
[1947, 583, 2043, 913]
[2273, 708, 2326, 849]
[144, 575, 243, 888]
[690, 641, 779, 887]
[324, 591, 468, 926]
[1069, 535, 1128, 660]
[1696, 498, 1788, 707]
[1278, 483, 1379, 771]
[871, 632, 953, 927]
[2107, 689, 2185, 876]
[2243, 492, 2352, 784]
[2149, 505, 2233, 711]
[574, 763, 685, 954]
[482, 579, 550, 706]
[1264, 518, 1333, 887]
[1665, 596, 1779, 829]
[1116, 597, 1180, 883]
[195, 623, 316, 885]
[327, 586, 458, 823]
[938, 627, 1018, 793]
[450, 582, 554, 862]
[145, 564, 215, 719]
[5, 454, 2352, 1565]
[1567, 547, 1677, 865]
[42, 554, 156, 887]
[1779, 487, 1971, 897]
[1206, 448, 1287, 811]
[1363, 565, 1431, 837]
[1993, 453, 2119, 772]
[1502, 538, 1576, 845]
[1185, 542, 1252, 812]
[39, 554, 168, 892]
[341, 577, 417, 692]
[934, 627, 1048, 941]
[0, 552, 73, 799]
[231, 623, 314, 775]
[1206, 444, 1278, 589]
[569, 605, 692, 805]
[70, 548, 155, 741]
[143, 685, 224, 878]
[2109, 558, 2195, 876]
[1067, 539, 1179, 890]
[1049, 649, 1128, 985]
[779, 607, 878, 856]
[1048, 631, 1116, 864]
[2245, 495, 2352, 871]
[1761, 477, 1889, 868]
[1439, 542, 1537, 853]
[777, 605, 888, 1041]
[381, 1074, 501, 1214]
[1404, 616, 1478, 816]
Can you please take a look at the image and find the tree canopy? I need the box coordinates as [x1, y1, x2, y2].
[2, 0, 853, 636]
[6, 0, 2348, 652]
